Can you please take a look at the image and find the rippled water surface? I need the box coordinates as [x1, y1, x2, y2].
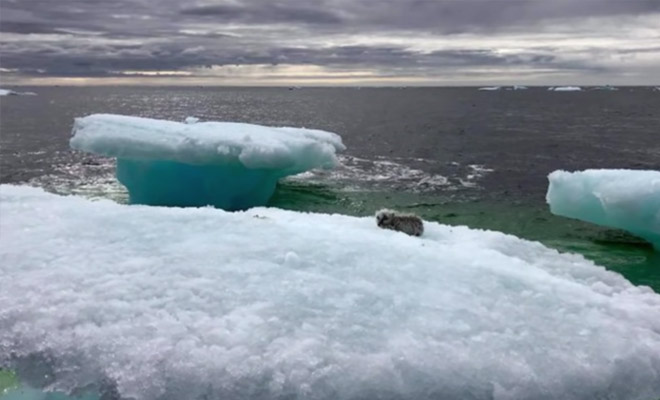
[1, 86, 659, 290]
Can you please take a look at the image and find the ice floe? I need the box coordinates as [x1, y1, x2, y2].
[70, 114, 345, 210]
[0, 88, 36, 96]
[547, 169, 660, 250]
[548, 86, 582, 92]
[1, 185, 660, 400]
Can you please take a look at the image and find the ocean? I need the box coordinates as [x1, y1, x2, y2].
[1, 86, 659, 291]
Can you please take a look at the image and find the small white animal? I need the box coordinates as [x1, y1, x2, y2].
[375, 209, 424, 237]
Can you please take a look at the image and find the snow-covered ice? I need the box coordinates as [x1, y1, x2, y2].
[548, 86, 582, 92]
[547, 169, 660, 250]
[70, 114, 345, 210]
[2, 185, 660, 400]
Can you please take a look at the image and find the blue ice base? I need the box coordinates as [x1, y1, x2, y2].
[117, 158, 281, 210]
[548, 191, 660, 251]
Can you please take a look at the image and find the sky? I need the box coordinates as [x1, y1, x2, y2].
[1, 0, 659, 86]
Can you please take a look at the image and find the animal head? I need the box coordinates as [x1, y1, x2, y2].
[375, 209, 397, 227]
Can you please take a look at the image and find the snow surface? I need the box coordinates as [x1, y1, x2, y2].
[2, 185, 660, 400]
[548, 86, 582, 92]
[547, 169, 660, 250]
[70, 114, 345, 210]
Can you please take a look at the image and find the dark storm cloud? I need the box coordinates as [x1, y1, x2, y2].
[339, 0, 660, 33]
[180, 2, 343, 25]
[1, 0, 659, 82]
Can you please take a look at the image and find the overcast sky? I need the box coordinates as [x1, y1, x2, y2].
[1, 0, 659, 85]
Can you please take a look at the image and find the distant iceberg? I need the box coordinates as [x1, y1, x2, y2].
[477, 86, 501, 91]
[70, 114, 345, 210]
[512, 85, 528, 90]
[591, 85, 618, 91]
[547, 169, 660, 250]
[548, 86, 582, 91]
[0, 88, 36, 96]
[2, 185, 660, 400]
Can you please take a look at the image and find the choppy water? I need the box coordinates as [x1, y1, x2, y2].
[1, 86, 659, 290]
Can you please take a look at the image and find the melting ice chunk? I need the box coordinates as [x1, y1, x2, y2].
[70, 114, 345, 210]
[547, 169, 660, 250]
[2, 185, 660, 400]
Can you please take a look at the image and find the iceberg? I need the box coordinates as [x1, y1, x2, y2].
[0, 88, 36, 96]
[548, 86, 582, 91]
[547, 169, 660, 250]
[2, 185, 660, 400]
[70, 114, 345, 210]
[591, 85, 618, 91]
[477, 86, 501, 91]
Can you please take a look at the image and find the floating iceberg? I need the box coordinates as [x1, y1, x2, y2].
[511, 85, 528, 90]
[547, 169, 660, 250]
[548, 86, 582, 92]
[2, 185, 660, 400]
[0, 88, 36, 96]
[477, 86, 501, 91]
[70, 114, 345, 210]
[591, 85, 618, 91]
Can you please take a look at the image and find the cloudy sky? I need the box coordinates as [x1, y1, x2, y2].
[1, 0, 659, 85]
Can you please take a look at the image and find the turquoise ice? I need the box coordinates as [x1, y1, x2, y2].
[547, 169, 660, 250]
[70, 114, 345, 210]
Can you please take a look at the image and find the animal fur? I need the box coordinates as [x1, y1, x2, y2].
[375, 209, 424, 237]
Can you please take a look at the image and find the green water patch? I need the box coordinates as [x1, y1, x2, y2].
[269, 183, 660, 292]
[0, 369, 19, 395]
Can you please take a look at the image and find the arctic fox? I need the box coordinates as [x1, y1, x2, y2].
[375, 209, 424, 237]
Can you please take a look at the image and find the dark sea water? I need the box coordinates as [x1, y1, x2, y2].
[1, 86, 659, 291]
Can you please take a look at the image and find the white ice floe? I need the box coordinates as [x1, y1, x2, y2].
[547, 169, 660, 250]
[548, 86, 582, 92]
[70, 114, 345, 210]
[2, 185, 660, 400]
[591, 85, 618, 91]
[477, 86, 501, 91]
[0, 88, 36, 96]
